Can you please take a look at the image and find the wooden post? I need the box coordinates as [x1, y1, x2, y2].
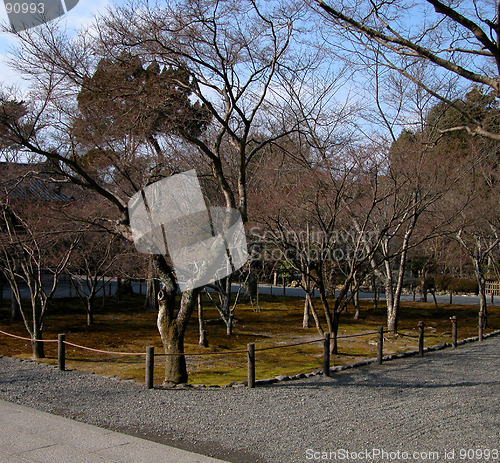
[418, 321, 425, 356]
[58, 334, 65, 371]
[450, 316, 457, 348]
[323, 333, 331, 376]
[377, 326, 384, 365]
[145, 346, 154, 389]
[479, 314, 483, 342]
[247, 343, 255, 388]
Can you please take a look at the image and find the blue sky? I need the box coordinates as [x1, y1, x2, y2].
[0, 0, 113, 89]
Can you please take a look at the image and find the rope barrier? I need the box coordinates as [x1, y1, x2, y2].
[0, 314, 492, 362]
[154, 349, 248, 357]
[63, 341, 146, 356]
[337, 330, 380, 339]
[0, 329, 57, 343]
[255, 338, 323, 352]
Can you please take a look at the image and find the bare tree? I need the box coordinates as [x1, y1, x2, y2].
[0, 194, 78, 358]
[0, 0, 312, 383]
[315, 0, 500, 140]
[69, 232, 120, 326]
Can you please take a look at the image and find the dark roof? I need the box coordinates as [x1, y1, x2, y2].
[0, 162, 74, 203]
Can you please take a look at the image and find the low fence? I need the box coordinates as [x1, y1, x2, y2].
[0, 313, 496, 389]
[486, 280, 500, 297]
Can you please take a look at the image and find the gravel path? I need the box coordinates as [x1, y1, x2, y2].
[0, 337, 499, 463]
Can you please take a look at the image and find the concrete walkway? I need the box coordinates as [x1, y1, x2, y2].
[0, 400, 230, 463]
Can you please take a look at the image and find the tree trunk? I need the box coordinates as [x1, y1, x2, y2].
[86, 302, 94, 326]
[331, 309, 339, 355]
[384, 277, 397, 334]
[159, 320, 187, 385]
[353, 288, 360, 320]
[476, 271, 488, 328]
[308, 293, 324, 336]
[301, 274, 311, 328]
[430, 289, 439, 309]
[211, 276, 234, 336]
[198, 293, 208, 347]
[226, 313, 233, 336]
[389, 239, 410, 335]
[419, 272, 428, 302]
[11, 296, 21, 322]
[372, 275, 378, 310]
[247, 270, 257, 306]
[32, 327, 45, 359]
[387, 306, 398, 334]
[85, 288, 96, 325]
[114, 277, 122, 300]
[302, 295, 310, 328]
[469, 251, 488, 328]
[158, 294, 185, 385]
[157, 288, 199, 385]
[144, 278, 160, 312]
[144, 257, 159, 312]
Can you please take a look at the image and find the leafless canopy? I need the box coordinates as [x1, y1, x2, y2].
[316, 0, 500, 140]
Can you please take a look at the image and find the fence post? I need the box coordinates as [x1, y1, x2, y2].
[145, 346, 154, 389]
[418, 321, 425, 356]
[58, 334, 65, 371]
[377, 326, 384, 365]
[450, 316, 457, 348]
[323, 333, 331, 376]
[247, 343, 255, 388]
[478, 314, 484, 342]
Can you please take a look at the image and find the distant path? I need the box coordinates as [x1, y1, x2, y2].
[1, 279, 490, 306]
[255, 284, 486, 306]
[0, 336, 498, 462]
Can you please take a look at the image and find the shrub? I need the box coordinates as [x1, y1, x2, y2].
[433, 274, 478, 294]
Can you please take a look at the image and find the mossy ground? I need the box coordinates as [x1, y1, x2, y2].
[0, 293, 498, 386]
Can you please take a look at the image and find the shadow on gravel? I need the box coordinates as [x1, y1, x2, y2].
[267, 348, 500, 392]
